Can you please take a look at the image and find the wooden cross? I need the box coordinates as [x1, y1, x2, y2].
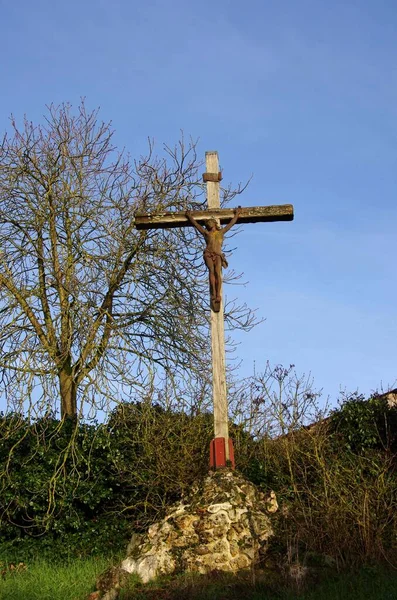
[135, 151, 294, 469]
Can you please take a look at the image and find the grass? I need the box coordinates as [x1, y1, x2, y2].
[1, 559, 396, 600]
[302, 568, 397, 600]
[0, 556, 112, 600]
[118, 568, 397, 600]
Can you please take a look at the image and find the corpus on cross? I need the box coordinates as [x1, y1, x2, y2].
[135, 151, 294, 470]
[185, 206, 241, 312]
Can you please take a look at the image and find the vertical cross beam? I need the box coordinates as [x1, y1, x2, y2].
[204, 151, 232, 467]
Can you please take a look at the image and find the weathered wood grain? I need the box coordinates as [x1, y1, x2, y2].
[134, 204, 294, 230]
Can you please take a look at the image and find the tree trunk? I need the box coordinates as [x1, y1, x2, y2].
[59, 367, 77, 419]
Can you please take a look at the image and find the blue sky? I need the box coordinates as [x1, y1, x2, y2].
[1, 0, 396, 407]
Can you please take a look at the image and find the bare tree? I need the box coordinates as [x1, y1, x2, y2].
[229, 362, 327, 439]
[0, 102, 255, 420]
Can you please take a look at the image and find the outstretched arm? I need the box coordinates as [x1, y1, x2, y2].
[222, 206, 242, 233]
[185, 211, 207, 236]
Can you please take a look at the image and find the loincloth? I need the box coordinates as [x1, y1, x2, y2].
[203, 249, 228, 268]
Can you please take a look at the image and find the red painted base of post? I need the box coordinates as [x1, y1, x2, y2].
[209, 437, 235, 470]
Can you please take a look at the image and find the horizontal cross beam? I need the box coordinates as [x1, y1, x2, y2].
[134, 204, 294, 230]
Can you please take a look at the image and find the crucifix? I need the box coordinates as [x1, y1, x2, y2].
[135, 151, 294, 469]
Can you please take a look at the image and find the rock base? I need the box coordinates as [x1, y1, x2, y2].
[93, 470, 277, 599]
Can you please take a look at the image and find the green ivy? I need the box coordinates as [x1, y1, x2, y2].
[329, 393, 397, 453]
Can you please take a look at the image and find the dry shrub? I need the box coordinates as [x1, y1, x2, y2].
[234, 365, 397, 568]
[107, 402, 214, 527]
[249, 415, 397, 568]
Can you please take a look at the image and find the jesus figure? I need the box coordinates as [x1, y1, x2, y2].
[185, 207, 241, 311]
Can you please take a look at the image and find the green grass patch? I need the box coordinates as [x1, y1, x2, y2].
[0, 556, 112, 600]
[302, 568, 397, 600]
[118, 567, 397, 600]
[1, 559, 396, 600]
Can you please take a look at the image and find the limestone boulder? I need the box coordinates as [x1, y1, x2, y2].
[91, 470, 277, 598]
